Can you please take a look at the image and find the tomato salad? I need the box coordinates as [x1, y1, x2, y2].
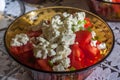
[10, 12, 106, 71]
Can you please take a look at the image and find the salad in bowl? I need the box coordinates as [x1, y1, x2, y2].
[4, 7, 114, 73]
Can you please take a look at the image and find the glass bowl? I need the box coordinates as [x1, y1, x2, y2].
[87, 0, 120, 21]
[4, 6, 114, 80]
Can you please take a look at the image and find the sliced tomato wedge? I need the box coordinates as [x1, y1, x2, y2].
[70, 43, 85, 69]
[17, 50, 35, 67]
[10, 42, 33, 55]
[27, 30, 42, 37]
[84, 58, 94, 67]
[75, 30, 92, 47]
[84, 43, 100, 59]
[36, 59, 52, 71]
[84, 18, 92, 28]
[10, 46, 19, 55]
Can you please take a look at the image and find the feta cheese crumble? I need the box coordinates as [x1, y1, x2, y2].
[90, 31, 106, 50]
[11, 33, 29, 46]
[33, 12, 86, 71]
[97, 43, 106, 50]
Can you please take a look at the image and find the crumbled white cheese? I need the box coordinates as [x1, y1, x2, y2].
[59, 33, 76, 45]
[52, 58, 70, 71]
[34, 50, 42, 58]
[50, 55, 63, 64]
[90, 40, 97, 47]
[50, 43, 58, 49]
[61, 58, 70, 68]
[42, 27, 60, 42]
[63, 12, 70, 17]
[11, 33, 29, 46]
[34, 47, 48, 59]
[97, 43, 106, 50]
[91, 31, 96, 39]
[52, 15, 63, 27]
[76, 12, 85, 21]
[56, 45, 71, 57]
[53, 63, 65, 71]
[48, 49, 56, 57]
[33, 12, 86, 71]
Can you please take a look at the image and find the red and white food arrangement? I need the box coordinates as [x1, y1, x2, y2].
[10, 12, 106, 72]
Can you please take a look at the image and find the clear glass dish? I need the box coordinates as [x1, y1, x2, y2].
[87, 0, 120, 21]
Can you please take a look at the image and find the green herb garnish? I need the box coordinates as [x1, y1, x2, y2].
[86, 27, 92, 32]
[92, 36, 99, 40]
[48, 60, 54, 67]
[69, 67, 76, 71]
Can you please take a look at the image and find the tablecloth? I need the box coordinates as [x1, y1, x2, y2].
[0, 0, 120, 80]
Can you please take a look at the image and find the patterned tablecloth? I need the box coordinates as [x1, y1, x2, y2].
[0, 0, 120, 80]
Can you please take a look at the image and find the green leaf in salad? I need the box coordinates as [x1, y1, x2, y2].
[79, 27, 84, 30]
[69, 67, 76, 71]
[72, 26, 75, 32]
[48, 60, 54, 67]
[86, 27, 92, 32]
[78, 20, 85, 25]
[92, 36, 99, 40]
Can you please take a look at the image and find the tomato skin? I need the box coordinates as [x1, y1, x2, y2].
[10, 46, 19, 55]
[74, 30, 101, 68]
[10, 42, 33, 55]
[27, 30, 42, 37]
[17, 50, 35, 67]
[84, 43, 100, 60]
[70, 43, 85, 69]
[75, 30, 92, 47]
[84, 18, 92, 28]
[36, 59, 52, 71]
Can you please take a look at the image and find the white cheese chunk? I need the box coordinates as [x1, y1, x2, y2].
[48, 49, 56, 57]
[56, 45, 71, 57]
[61, 58, 70, 68]
[75, 12, 85, 21]
[11, 33, 29, 46]
[50, 55, 63, 64]
[97, 43, 106, 50]
[63, 12, 70, 17]
[90, 40, 97, 47]
[91, 31, 96, 39]
[60, 33, 76, 45]
[53, 63, 65, 71]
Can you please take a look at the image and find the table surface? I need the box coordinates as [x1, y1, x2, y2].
[0, 0, 120, 80]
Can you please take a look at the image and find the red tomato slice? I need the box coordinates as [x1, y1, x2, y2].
[70, 43, 85, 69]
[36, 59, 52, 71]
[84, 43, 100, 59]
[10, 42, 33, 55]
[27, 30, 42, 37]
[10, 46, 19, 55]
[75, 30, 92, 47]
[84, 51, 102, 67]
[84, 18, 92, 28]
[84, 58, 94, 67]
[23, 42, 33, 52]
[17, 51, 35, 67]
